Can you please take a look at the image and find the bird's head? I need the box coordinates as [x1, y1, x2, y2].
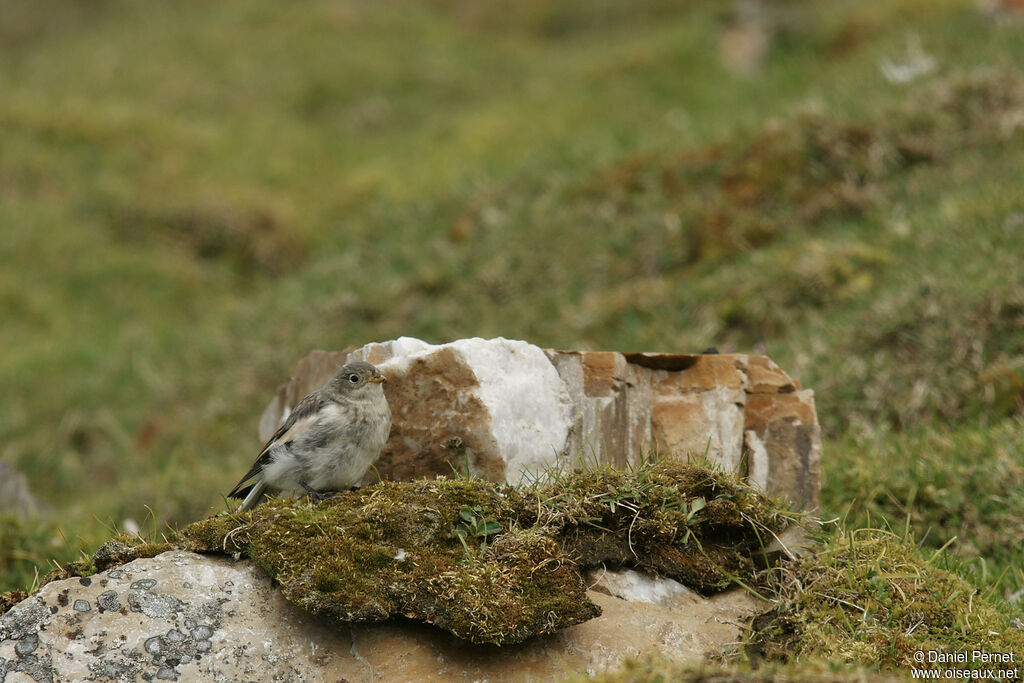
[328, 360, 387, 399]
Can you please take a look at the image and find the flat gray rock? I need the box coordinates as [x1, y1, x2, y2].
[1, 551, 765, 682]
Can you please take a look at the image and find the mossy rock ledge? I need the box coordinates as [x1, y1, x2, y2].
[183, 461, 789, 645]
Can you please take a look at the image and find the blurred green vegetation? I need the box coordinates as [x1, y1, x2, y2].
[2, 0, 1022, 642]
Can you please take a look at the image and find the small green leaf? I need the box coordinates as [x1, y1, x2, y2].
[478, 521, 502, 536]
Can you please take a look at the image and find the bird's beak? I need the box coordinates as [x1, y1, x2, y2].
[370, 375, 387, 384]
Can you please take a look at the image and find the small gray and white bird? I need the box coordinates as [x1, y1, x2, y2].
[228, 360, 391, 512]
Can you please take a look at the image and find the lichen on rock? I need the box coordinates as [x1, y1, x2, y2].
[184, 461, 789, 645]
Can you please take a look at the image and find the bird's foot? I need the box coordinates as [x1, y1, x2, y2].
[300, 483, 341, 505]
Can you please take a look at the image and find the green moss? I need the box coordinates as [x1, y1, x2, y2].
[185, 478, 595, 643]
[90, 537, 176, 572]
[533, 461, 789, 592]
[183, 461, 788, 644]
[824, 418, 1024, 608]
[747, 528, 1024, 672]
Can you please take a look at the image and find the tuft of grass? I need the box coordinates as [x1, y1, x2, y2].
[747, 525, 1024, 672]
[0, 516, 86, 593]
[823, 418, 1024, 614]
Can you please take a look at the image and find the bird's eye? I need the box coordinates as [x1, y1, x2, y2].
[348, 374, 360, 383]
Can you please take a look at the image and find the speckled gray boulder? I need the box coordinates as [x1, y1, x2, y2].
[0, 551, 340, 682]
[1, 551, 765, 682]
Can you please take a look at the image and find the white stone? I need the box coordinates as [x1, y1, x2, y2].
[348, 336, 574, 483]
[445, 337, 573, 482]
[745, 428, 770, 494]
[588, 567, 691, 605]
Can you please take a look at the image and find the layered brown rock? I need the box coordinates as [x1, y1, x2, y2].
[744, 391, 822, 510]
[258, 338, 821, 510]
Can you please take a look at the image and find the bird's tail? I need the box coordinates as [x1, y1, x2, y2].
[238, 479, 269, 512]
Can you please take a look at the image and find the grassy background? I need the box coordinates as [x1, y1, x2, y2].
[2, 0, 1022, 644]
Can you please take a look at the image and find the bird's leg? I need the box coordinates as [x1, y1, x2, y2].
[300, 482, 340, 505]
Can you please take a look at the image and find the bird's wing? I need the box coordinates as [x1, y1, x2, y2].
[227, 391, 327, 499]
[237, 479, 270, 512]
